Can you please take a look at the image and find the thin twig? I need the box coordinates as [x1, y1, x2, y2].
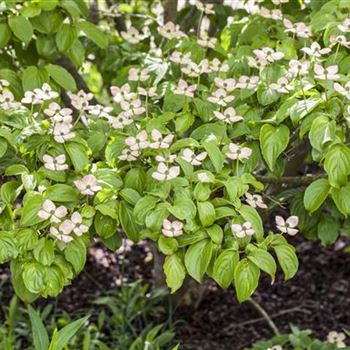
[223, 306, 311, 333]
[248, 297, 280, 335]
[256, 174, 326, 185]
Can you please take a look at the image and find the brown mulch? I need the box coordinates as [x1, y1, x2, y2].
[0, 237, 349, 349]
[176, 237, 350, 349]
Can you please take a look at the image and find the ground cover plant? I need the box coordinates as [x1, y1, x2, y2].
[0, 0, 349, 348]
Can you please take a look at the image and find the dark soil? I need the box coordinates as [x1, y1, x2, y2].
[1, 237, 349, 350]
[176, 237, 350, 349]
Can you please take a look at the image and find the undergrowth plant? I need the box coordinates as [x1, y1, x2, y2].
[0, 0, 349, 304]
[246, 325, 349, 350]
[0, 282, 178, 350]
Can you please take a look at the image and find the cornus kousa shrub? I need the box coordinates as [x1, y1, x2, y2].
[0, 0, 349, 304]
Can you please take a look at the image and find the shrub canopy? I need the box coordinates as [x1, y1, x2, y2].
[0, 0, 349, 303]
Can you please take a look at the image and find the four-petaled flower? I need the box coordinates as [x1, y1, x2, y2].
[314, 64, 339, 80]
[152, 162, 180, 181]
[128, 68, 150, 82]
[269, 77, 294, 94]
[38, 199, 67, 223]
[231, 222, 255, 238]
[334, 81, 350, 100]
[226, 143, 252, 160]
[245, 193, 267, 209]
[70, 212, 89, 236]
[327, 331, 346, 348]
[149, 130, 174, 149]
[275, 216, 299, 236]
[301, 42, 331, 58]
[174, 79, 197, 98]
[214, 107, 243, 124]
[50, 220, 73, 243]
[162, 219, 184, 237]
[43, 154, 68, 171]
[74, 174, 102, 196]
[181, 148, 207, 166]
[125, 130, 149, 151]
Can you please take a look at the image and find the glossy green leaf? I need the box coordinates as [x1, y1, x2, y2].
[234, 258, 260, 302]
[304, 179, 330, 213]
[260, 124, 290, 171]
[184, 239, 213, 282]
[164, 254, 186, 293]
[213, 249, 239, 289]
[8, 15, 33, 45]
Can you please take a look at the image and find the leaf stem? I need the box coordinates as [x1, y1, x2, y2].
[248, 297, 280, 335]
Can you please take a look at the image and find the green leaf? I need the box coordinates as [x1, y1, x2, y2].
[191, 122, 227, 141]
[0, 232, 18, 263]
[94, 212, 118, 239]
[175, 113, 194, 134]
[273, 243, 298, 280]
[145, 204, 169, 235]
[20, 194, 44, 226]
[5, 164, 29, 176]
[64, 142, 89, 171]
[44, 266, 65, 297]
[260, 124, 290, 171]
[60, 0, 85, 17]
[332, 185, 350, 217]
[257, 86, 280, 106]
[158, 236, 178, 255]
[11, 261, 38, 303]
[163, 92, 185, 113]
[289, 98, 321, 123]
[49, 316, 89, 350]
[64, 238, 86, 274]
[193, 182, 211, 202]
[0, 23, 11, 48]
[197, 201, 216, 227]
[133, 195, 159, 224]
[33, 238, 55, 266]
[22, 261, 45, 294]
[234, 258, 260, 302]
[324, 144, 350, 188]
[124, 168, 146, 193]
[0, 68, 23, 98]
[28, 305, 50, 350]
[45, 184, 80, 202]
[206, 224, 223, 245]
[225, 177, 249, 201]
[68, 39, 85, 67]
[177, 230, 208, 247]
[238, 205, 264, 241]
[101, 234, 122, 251]
[46, 64, 77, 91]
[77, 21, 108, 48]
[309, 116, 336, 152]
[55, 23, 77, 52]
[202, 141, 225, 173]
[163, 254, 186, 293]
[1, 181, 21, 204]
[184, 239, 213, 282]
[0, 137, 8, 158]
[317, 215, 340, 246]
[119, 201, 140, 242]
[168, 198, 196, 220]
[22, 66, 49, 91]
[247, 246, 276, 281]
[8, 15, 33, 45]
[212, 249, 239, 289]
[304, 179, 330, 213]
[16, 228, 38, 253]
[119, 188, 141, 205]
